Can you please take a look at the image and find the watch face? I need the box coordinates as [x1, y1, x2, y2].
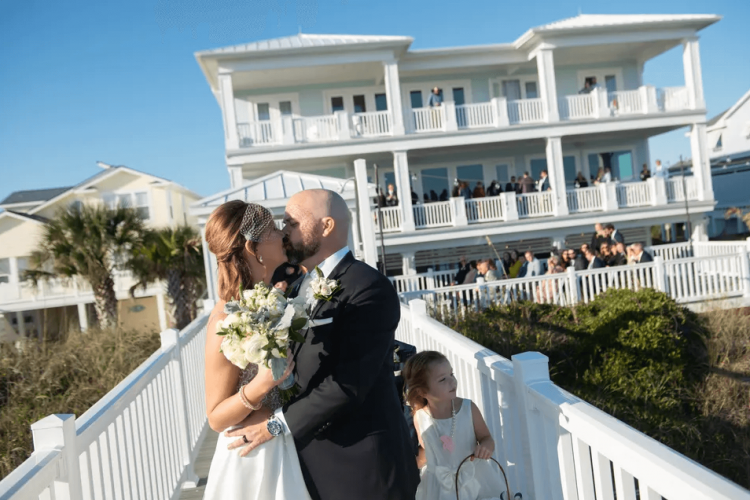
[267, 418, 283, 437]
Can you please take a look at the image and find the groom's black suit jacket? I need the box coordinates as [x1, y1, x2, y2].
[284, 252, 419, 500]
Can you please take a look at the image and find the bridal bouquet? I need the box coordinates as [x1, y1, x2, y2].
[216, 282, 308, 387]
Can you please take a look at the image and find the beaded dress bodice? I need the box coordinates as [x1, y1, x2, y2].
[237, 363, 283, 411]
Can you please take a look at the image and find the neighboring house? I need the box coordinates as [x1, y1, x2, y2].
[192, 13, 719, 293]
[0, 163, 202, 339]
[669, 88, 750, 237]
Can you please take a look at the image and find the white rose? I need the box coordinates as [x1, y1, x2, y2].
[242, 289, 254, 301]
[242, 335, 266, 365]
[271, 348, 281, 358]
[319, 282, 331, 296]
[275, 304, 297, 331]
[221, 337, 247, 369]
[224, 313, 241, 327]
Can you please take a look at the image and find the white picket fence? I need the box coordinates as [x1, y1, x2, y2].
[609, 90, 643, 115]
[351, 111, 391, 137]
[507, 98, 545, 124]
[0, 315, 210, 500]
[616, 182, 652, 207]
[559, 94, 596, 120]
[517, 191, 555, 218]
[567, 186, 603, 213]
[411, 107, 444, 132]
[456, 102, 495, 129]
[399, 250, 750, 320]
[413, 201, 454, 228]
[389, 269, 455, 293]
[292, 115, 339, 142]
[465, 196, 505, 223]
[396, 299, 749, 500]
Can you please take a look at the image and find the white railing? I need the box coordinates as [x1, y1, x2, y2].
[647, 241, 694, 261]
[617, 182, 652, 207]
[292, 115, 339, 143]
[411, 107, 444, 133]
[664, 254, 745, 303]
[559, 94, 596, 120]
[567, 186, 603, 213]
[659, 86, 691, 112]
[695, 240, 750, 258]
[374, 206, 402, 233]
[389, 270, 455, 293]
[465, 196, 505, 223]
[0, 314, 210, 500]
[516, 191, 555, 218]
[455, 102, 495, 129]
[608, 90, 643, 115]
[666, 176, 699, 202]
[578, 263, 656, 303]
[413, 201, 453, 228]
[507, 98, 544, 124]
[396, 300, 749, 500]
[351, 111, 391, 137]
[237, 121, 278, 146]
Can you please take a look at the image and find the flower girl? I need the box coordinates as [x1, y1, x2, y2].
[404, 351, 505, 500]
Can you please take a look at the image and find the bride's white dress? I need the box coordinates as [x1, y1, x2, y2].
[203, 363, 312, 500]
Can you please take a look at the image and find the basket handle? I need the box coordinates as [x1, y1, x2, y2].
[455, 454, 512, 500]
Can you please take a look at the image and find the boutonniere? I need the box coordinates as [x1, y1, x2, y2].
[307, 266, 342, 304]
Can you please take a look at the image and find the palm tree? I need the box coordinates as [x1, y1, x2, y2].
[24, 204, 147, 329]
[128, 225, 205, 330]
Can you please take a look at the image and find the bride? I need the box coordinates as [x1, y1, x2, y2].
[202, 200, 312, 500]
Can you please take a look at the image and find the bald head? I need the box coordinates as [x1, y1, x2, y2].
[283, 189, 350, 268]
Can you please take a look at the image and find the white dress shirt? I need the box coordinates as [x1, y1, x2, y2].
[274, 246, 350, 434]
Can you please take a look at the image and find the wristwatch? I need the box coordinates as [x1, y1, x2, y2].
[266, 414, 284, 437]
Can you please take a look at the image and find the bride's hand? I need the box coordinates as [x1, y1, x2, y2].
[255, 357, 295, 390]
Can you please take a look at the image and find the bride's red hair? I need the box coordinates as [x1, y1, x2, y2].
[205, 200, 257, 302]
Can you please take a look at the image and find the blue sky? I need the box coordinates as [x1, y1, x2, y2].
[0, 0, 747, 201]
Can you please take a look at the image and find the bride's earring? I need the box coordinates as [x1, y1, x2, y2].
[258, 255, 264, 264]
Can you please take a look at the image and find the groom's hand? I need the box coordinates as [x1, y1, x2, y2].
[225, 407, 273, 457]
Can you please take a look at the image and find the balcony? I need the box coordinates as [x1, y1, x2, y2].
[233, 86, 695, 149]
[374, 177, 700, 234]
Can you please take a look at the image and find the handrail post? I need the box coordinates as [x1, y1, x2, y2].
[450, 197, 468, 226]
[31, 414, 82, 500]
[409, 299, 428, 351]
[653, 256, 668, 294]
[512, 352, 554, 500]
[738, 249, 750, 299]
[160, 328, 200, 488]
[566, 266, 580, 305]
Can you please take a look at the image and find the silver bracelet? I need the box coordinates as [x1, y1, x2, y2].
[238, 384, 262, 411]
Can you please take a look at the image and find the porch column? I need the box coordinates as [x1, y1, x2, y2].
[401, 251, 416, 275]
[544, 137, 569, 216]
[77, 303, 88, 332]
[218, 73, 240, 150]
[228, 166, 243, 189]
[383, 61, 406, 136]
[682, 37, 706, 110]
[689, 123, 713, 201]
[200, 225, 218, 303]
[393, 151, 416, 232]
[16, 311, 25, 337]
[536, 48, 560, 122]
[692, 217, 709, 242]
[354, 159, 378, 268]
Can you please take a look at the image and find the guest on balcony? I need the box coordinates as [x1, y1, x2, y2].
[452, 256, 470, 285]
[508, 250, 524, 278]
[606, 223, 624, 244]
[578, 77, 599, 94]
[385, 183, 399, 207]
[574, 246, 588, 271]
[411, 189, 419, 205]
[537, 170, 551, 191]
[600, 242, 613, 266]
[463, 260, 478, 284]
[430, 190, 439, 202]
[472, 181, 486, 198]
[591, 223, 612, 254]
[574, 172, 589, 188]
[427, 87, 442, 107]
[477, 259, 499, 282]
[584, 246, 606, 269]
[610, 242, 628, 266]
[639, 164, 652, 181]
[459, 181, 472, 199]
[631, 243, 653, 264]
[520, 172, 536, 194]
[423, 193, 430, 204]
[487, 181, 502, 197]
[439, 189, 449, 202]
[505, 176, 519, 194]
[519, 251, 542, 277]
[594, 167, 612, 185]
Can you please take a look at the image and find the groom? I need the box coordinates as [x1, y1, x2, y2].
[226, 189, 419, 500]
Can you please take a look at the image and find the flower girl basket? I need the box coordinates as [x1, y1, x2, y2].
[454, 454, 519, 500]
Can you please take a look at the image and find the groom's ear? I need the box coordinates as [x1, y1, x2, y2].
[321, 217, 335, 237]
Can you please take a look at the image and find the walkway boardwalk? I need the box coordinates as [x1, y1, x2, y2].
[179, 430, 218, 500]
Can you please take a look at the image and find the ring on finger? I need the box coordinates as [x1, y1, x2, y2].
[242, 435, 249, 444]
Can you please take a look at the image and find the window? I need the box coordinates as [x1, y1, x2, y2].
[604, 75, 617, 93]
[0, 258, 9, 284]
[410, 91, 423, 109]
[495, 164, 510, 184]
[452, 88, 465, 106]
[563, 156, 577, 186]
[375, 93, 388, 111]
[353, 95, 367, 113]
[330, 97, 344, 113]
[256, 103, 270, 121]
[525, 82, 538, 99]
[715, 134, 723, 150]
[530, 159, 547, 180]
[383, 172, 396, 192]
[589, 151, 633, 181]
[102, 192, 150, 220]
[421, 168, 449, 199]
[135, 192, 150, 219]
[502, 80, 522, 101]
[457, 165, 484, 189]
[279, 101, 293, 116]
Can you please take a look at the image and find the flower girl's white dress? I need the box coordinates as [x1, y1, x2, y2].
[203, 363, 312, 500]
[415, 398, 504, 500]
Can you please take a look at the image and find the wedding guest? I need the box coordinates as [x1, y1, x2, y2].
[485, 260, 499, 281]
[452, 256, 470, 285]
[411, 190, 419, 205]
[520, 172, 536, 194]
[459, 182, 472, 199]
[600, 167, 612, 183]
[631, 243, 653, 264]
[451, 181, 461, 198]
[600, 242, 612, 266]
[462, 260, 478, 284]
[537, 170, 551, 191]
[427, 87, 442, 107]
[610, 242, 628, 266]
[439, 189, 449, 201]
[404, 351, 502, 500]
[430, 190, 439, 202]
[574, 172, 588, 188]
[605, 223, 624, 245]
[508, 250, 524, 278]
[505, 176, 519, 194]
[423, 193, 430, 204]
[385, 184, 399, 207]
[472, 181, 486, 198]
[487, 180, 502, 197]
[593, 167, 604, 185]
[524, 251, 542, 277]
[574, 247, 588, 271]
[584, 246, 605, 269]
[639, 164, 651, 182]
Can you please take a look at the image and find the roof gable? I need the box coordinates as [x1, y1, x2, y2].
[0, 186, 73, 206]
[535, 14, 720, 32]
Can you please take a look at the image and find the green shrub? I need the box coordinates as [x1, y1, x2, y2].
[0, 326, 160, 479]
[452, 288, 750, 488]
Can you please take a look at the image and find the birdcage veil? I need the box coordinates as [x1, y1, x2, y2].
[239, 203, 275, 242]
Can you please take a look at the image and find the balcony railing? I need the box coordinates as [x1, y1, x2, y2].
[413, 201, 453, 228]
[352, 110, 392, 137]
[567, 186, 603, 213]
[456, 102, 495, 129]
[507, 98, 544, 124]
[559, 94, 597, 120]
[411, 107, 444, 133]
[237, 121, 279, 146]
[666, 176, 699, 202]
[465, 196, 504, 223]
[374, 206, 402, 233]
[292, 114, 339, 143]
[517, 191, 555, 218]
[659, 87, 691, 112]
[616, 182, 652, 207]
[608, 90, 644, 115]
